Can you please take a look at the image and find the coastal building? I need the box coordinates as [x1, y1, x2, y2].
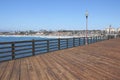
[105, 25, 115, 34]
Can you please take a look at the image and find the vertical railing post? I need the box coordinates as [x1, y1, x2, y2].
[58, 38, 60, 50]
[88, 37, 89, 44]
[92, 37, 94, 43]
[99, 36, 100, 41]
[89, 37, 90, 44]
[98, 36, 99, 41]
[100, 36, 101, 41]
[100, 36, 102, 41]
[95, 36, 96, 42]
[93, 37, 94, 43]
[90, 37, 92, 44]
[66, 38, 68, 48]
[91, 37, 93, 43]
[83, 37, 85, 45]
[12, 42, 15, 59]
[79, 38, 81, 46]
[47, 40, 49, 52]
[97, 36, 98, 42]
[99, 36, 101, 41]
[87, 37, 89, 44]
[73, 37, 75, 47]
[32, 39, 35, 56]
[98, 36, 100, 42]
[96, 36, 97, 42]
[94, 37, 96, 42]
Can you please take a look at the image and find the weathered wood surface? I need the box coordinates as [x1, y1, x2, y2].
[0, 38, 120, 80]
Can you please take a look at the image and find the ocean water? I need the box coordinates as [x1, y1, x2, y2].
[0, 36, 48, 42]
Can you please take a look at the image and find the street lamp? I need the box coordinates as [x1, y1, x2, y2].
[85, 10, 88, 45]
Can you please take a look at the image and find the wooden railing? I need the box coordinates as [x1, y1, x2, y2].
[0, 36, 107, 62]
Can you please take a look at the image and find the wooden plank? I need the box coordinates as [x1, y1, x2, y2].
[20, 58, 29, 80]
[0, 62, 9, 79]
[25, 57, 39, 80]
[9, 59, 20, 80]
[61, 42, 120, 79]
[42, 54, 80, 80]
[0, 38, 120, 80]
[49, 52, 99, 80]
[0, 60, 15, 80]
[35, 56, 50, 80]
[29, 56, 45, 80]
[60, 51, 116, 80]
[40, 55, 60, 80]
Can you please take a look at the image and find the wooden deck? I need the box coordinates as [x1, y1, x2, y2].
[0, 38, 120, 80]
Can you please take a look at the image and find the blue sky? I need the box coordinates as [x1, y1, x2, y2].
[0, 0, 120, 31]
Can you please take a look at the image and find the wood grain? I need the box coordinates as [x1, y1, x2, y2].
[0, 38, 120, 80]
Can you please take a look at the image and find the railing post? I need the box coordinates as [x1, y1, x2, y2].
[79, 38, 81, 46]
[73, 38, 75, 47]
[90, 37, 92, 44]
[88, 37, 89, 44]
[95, 36, 96, 42]
[100, 36, 101, 41]
[47, 40, 49, 52]
[97, 36, 98, 41]
[92, 37, 93, 43]
[12, 42, 15, 59]
[92, 37, 94, 43]
[96, 36, 97, 42]
[98, 36, 100, 42]
[98, 36, 99, 41]
[89, 37, 90, 44]
[83, 37, 85, 45]
[91, 37, 93, 43]
[58, 38, 60, 50]
[32, 39, 35, 56]
[66, 38, 68, 48]
[99, 36, 100, 41]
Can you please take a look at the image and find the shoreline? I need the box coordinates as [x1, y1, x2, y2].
[0, 35, 76, 38]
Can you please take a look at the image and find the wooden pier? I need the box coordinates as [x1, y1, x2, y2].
[0, 38, 120, 80]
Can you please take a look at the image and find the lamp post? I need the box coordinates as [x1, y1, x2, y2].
[85, 11, 88, 45]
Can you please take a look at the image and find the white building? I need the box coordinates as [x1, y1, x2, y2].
[105, 25, 115, 34]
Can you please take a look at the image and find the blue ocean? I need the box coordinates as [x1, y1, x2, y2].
[0, 36, 48, 42]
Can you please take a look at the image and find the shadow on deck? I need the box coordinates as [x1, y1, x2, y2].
[0, 38, 120, 80]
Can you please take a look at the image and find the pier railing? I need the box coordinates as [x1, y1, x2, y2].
[0, 36, 107, 62]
